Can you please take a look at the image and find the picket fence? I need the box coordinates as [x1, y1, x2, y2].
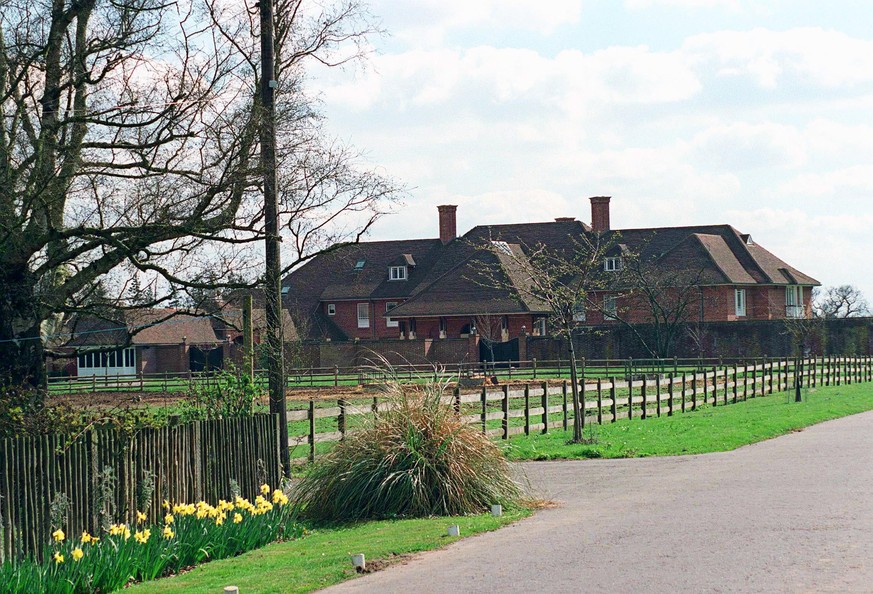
[287, 356, 873, 463]
[0, 415, 282, 562]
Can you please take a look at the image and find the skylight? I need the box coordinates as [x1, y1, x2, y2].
[491, 241, 512, 255]
[354, 259, 365, 270]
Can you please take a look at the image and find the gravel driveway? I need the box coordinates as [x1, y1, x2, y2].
[322, 411, 873, 593]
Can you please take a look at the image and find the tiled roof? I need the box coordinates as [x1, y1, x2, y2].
[281, 215, 818, 338]
[67, 309, 222, 347]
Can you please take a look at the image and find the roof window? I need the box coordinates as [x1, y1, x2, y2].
[354, 259, 365, 271]
[491, 240, 512, 255]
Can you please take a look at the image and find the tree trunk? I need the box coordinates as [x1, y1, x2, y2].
[0, 268, 47, 390]
[567, 335, 583, 442]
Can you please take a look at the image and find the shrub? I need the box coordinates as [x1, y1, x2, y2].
[292, 380, 521, 522]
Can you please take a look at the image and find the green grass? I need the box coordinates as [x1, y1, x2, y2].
[502, 382, 873, 461]
[127, 511, 529, 594]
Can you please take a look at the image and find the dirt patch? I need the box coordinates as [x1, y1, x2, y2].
[354, 553, 416, 574]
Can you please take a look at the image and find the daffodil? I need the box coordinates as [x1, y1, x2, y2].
[134, 529, 151, 544]
[233, 513, 243, 524]
[260, 483, 270, 495]
[80, 531, 93, 544]
[71, 547, 84, 562]
[215, 516, 224, 526]
[53, 552, 64, 564]
[162, 499, 171, 510]
[136, 511, 147, 523]
[164, 513, 174, 524]
[162, 525, 174, 540]
[51, 529, 65, 542]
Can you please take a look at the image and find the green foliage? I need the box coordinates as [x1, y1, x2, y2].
[182, 366, 261, 421]
[0, 488, 301, 593]
[292, 380, 521, 522]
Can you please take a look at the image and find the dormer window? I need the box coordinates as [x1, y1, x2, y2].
[604, 257, 623, 272]
[389, 266, 407, 281]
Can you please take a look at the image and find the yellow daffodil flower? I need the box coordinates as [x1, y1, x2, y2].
[164, 513, 174, 525]
[136, 511, 147, 523]
[260, 483, 270, 495]
[233, 513, 243, 524]
[71, 547, 84, 562]
[162, 526, 174, 540]
[52, 529, 65, 542]
[53, 552, 64, 564]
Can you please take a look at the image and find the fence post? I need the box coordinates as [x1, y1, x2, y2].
[628, 374, 634, 420]
[542, 382, 549, 434]
[308, 399, 316, 463]
[523, 384, 530, 436]
[667, 373, 674, 416]
[680, 373, 686, 413]
[502, 385, 509, 440]
[641, 376, 648, 420]
[453, 387, 461, 416]
[532, 358, 538, 380]
[691, 371, 698, 411]
[481, 386, 488, 434]
[597, 378, 604, 424]
[703, 369, 710, 407]
[610, 377, 618, 422]
[562, 380, 568, 431]
[338, 399, 346, 440]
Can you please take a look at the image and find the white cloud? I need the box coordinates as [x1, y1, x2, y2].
[690, 122, 806, 171]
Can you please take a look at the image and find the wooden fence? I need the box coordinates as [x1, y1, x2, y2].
[287, 356, 873, 463]
[0, 415, 282, 562]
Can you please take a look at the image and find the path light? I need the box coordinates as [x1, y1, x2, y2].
[351, 553, 366, 571]
[491, 504, 503, 517]
[447, 525, 460, 537]
[224, 587, 239, 594]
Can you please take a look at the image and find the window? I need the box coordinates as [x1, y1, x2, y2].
[439, 317, 447, 338]
[408, 318, 417, 339]
[572, 301, 586, 322]
[327, 303, 336, 316]
[603, 295, 617, 320]
[735, 289, 746, 317]
[388, 266, 407, 280]
[534, 317, 547, 336]
[786, 285, 803, 318]
[354, 260, 365, 271]
[357, 303, 369, 328]
[604, 257, 623, 272]
[385, 302, 398, 327]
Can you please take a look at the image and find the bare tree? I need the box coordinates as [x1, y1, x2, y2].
[610, 255, 715, 358]
[479, 234, 616, 443]
[0, 0, 398, 389]
[815, 285, 870, 319]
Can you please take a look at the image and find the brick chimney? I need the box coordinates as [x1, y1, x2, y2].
[437, 205, 457, 244]
[589, 196, 611, 233]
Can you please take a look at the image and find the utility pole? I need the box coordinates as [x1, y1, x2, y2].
[260, 0, 290, 475]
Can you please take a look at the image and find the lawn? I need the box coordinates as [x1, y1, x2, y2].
[127, 511, 529, 594]
[502, 382, 873, 461]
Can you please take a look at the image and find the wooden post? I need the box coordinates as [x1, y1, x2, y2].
[338, 399, 346, 440]
[523, 384, 530, 436]
[502, 385, 509, 440]
[597, 378, 603, 424]
[641, 376, 648, 420]
[242, 295, 254, 380]
[703, 369, 710, 407]
[542, 382, 549, 434]
[628, 375, 634, 420]
[692, 371, 698, 411]
[562, 380, 568, 431]
[481, 386, 488, 434]
[732, 365, 738, 403]
[668, 373, 674, 416]
[308, 399, 316, 462]
[610, 378, 617, 422]
[453, 387, 461, 416]
[655, 374, 661, 417]
[681, 373, 686, 413]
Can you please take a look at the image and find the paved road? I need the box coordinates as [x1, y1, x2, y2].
[323, 411, 873, 593]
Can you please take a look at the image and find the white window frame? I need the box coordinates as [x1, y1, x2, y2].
[735, 288, 746, 317]
[388, 266, 407, 281]
[604, 257, 623, 272]
[78, 347, 136, 376]
[603, 295, 617, 320]
[534, 317, 547, 336]
[327, 303, 336, 316]
[786, 285, 803, 318]
[357, 303, 370, 328]
[385, 302, 398, 328]
[572, 301, 586, 322]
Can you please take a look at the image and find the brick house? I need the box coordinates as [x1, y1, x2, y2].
[282, 197, 818, 350]
[64, 309, 226, 377]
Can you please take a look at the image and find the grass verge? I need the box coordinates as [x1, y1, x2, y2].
[127, 510, 529, 594]
[503, 382, 873, 461]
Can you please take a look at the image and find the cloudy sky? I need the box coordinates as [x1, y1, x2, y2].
[309, 0, 873, 301]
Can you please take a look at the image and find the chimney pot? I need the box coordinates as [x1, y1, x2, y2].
[589, 196, 611, 232]
[437, 205, 457, 244]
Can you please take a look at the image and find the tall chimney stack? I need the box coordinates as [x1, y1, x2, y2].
[437, 205, 457, 244]
[589, 196, 611, 233]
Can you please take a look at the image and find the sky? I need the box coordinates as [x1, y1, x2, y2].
[308, 0, 873, 301]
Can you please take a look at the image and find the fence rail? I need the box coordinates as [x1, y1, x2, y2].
[0, 415, 282, 562]
[47, 356, 817, 393]
[285, 356, 873, 464]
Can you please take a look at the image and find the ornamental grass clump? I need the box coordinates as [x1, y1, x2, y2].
[292, 380, 521, 522]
